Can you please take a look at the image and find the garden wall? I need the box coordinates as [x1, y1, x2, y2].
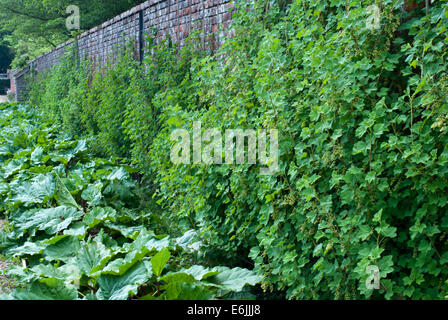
[10, 0, 234, 101]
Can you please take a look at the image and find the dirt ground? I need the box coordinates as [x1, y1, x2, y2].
[0, 219, 14, 294]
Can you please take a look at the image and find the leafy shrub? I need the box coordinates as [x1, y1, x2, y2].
[27, 0, 448, 299]
[144, 0, 448, 299]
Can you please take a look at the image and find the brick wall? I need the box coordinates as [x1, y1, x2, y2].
[10, 0, 234, 101]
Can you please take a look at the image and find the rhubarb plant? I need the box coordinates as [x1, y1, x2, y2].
[0, 103, 261, 300]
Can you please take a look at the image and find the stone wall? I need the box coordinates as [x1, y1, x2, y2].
[10, 0, 234, 101]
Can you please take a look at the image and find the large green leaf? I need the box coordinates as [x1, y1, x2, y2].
[3, 158, 25, 178]
[206, 267, 262, 292]
[101, 230, 154, 275]
[17, 206, 83, 235]
[81, 182, 104, 206]
[83, 207, 117, 228]
[76, 240, 113, 277]
[54, 173, 82, 210]
[43, 236, 81, 262]
[174, 230, 202, 252]
[160, 266, 219, 285]
[106, 167, 128, 181]
[162, 282, 213, 300]
[96, 262, 151, 300]
[106, 223, 144, 239]
[13, 279, 78, 300]
[151, 247, 171, 277]
[0, 293, 13, 300]
[9, 174, 55, 206]
[178, 265, 220, 281]
[48, 140, 84, 165]
[72, 139, 87, 155]
[8, 241, 47, 257]
[63, 222, 88, 239]
[30, 146, 44, 164]
[0, 182, 9, 195]
[30, 263, 79, 285]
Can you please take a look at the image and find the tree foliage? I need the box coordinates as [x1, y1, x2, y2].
[0, 0, 146, 69]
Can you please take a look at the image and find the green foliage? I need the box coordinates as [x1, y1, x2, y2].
[0, 30, 13, 74]
[0, 103, 261, 300]
[147, 0, 448, 299]
[0, 0, 147, 69]
[27, 0, 448, 300]
[28, 47, 91, 138]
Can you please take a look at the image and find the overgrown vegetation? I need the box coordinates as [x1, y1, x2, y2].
[0, 103, 261, 300]
[16, 0, 448, 299]
[0, 0, 147, 69]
